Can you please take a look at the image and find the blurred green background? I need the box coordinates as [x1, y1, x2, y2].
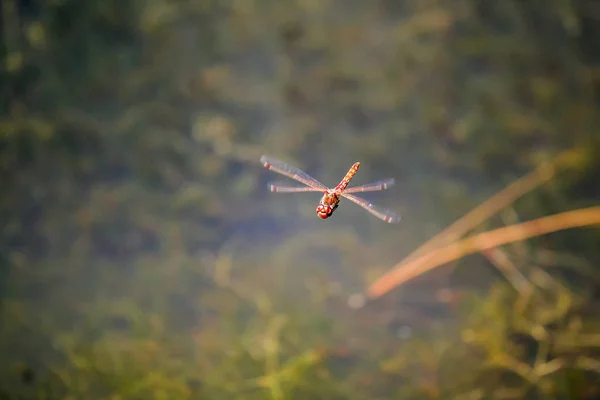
[1, 0, 600, 398]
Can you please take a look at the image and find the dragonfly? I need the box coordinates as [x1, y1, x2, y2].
[260, 155, 401, 223]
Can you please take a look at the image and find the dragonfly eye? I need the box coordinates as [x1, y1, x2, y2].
[316, 204, 332, 219]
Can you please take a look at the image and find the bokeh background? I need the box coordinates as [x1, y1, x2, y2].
[1, 0, 600, 398]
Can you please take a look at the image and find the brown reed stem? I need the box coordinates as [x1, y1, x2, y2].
[399, 161, 556, 266]
[367, 206, 600, 298]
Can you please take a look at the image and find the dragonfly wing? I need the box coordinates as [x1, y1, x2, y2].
[260, 155, 329, 191]
[341, 193, 401, 223]
[268, 183, 324, 193]
[344, 178, 395, 193]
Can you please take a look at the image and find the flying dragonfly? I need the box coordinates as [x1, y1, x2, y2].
[260, 155, 401, 223]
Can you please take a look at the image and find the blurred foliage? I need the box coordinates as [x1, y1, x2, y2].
[1, 0, 600, 398]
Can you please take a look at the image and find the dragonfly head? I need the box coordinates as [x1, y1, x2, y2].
[316, 204, 331, 219]
[316, 203, 335, 219]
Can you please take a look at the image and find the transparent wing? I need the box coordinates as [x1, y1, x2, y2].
[341, 193, 401, 223]
[260, 155, 329, 191]
[344, 178, 395, 194]
[267, 183, 324, 193]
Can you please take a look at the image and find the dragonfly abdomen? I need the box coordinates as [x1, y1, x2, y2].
[335, 162, 360, 192]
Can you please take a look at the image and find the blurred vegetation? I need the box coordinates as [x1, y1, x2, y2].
[1, 0, 600, 399]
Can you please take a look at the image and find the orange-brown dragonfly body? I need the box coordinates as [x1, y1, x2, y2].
[260, 155, 400, 223]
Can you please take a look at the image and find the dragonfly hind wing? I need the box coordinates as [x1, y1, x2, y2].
[267, 183, 324, 193]
[344, 178, 396, 193]
[341, 193, 401, 223]
[260, 155, 329, 191]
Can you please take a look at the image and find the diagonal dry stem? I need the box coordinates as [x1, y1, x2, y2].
[480, 247, 532, 295]
[367, 206, 600, 298]
[365, 152, 582, 299]
[399, 160, 556, 267]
